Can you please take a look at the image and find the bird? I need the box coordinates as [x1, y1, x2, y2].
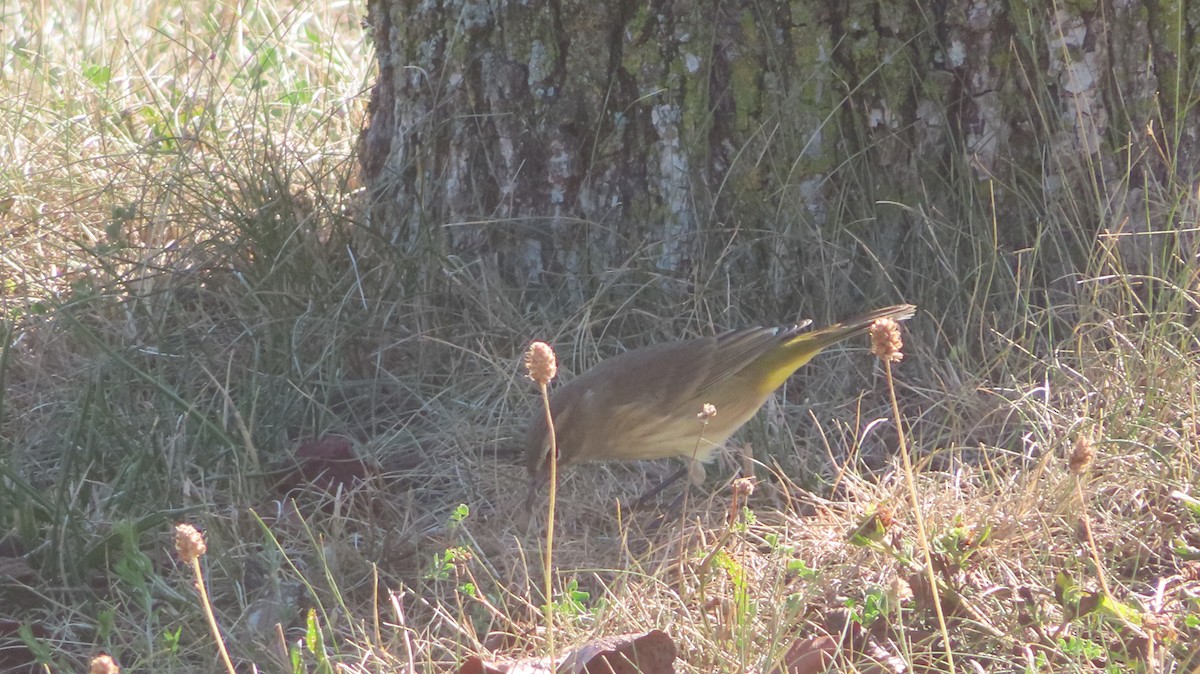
[523, 304, 916, 512]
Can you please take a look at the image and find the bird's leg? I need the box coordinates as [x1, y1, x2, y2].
[524, 471, 549, 517]
[633, 463, 690, 509]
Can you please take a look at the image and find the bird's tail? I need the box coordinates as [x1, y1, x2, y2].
[754, 304, 917, 392]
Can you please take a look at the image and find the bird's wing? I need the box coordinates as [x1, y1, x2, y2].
[571, 338, 715, 408]
[692, 324, 809, 398]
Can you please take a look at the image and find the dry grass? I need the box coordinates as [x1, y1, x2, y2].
[2, 0, 1200, 672]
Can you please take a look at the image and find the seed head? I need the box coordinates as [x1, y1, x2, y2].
[731, 476, 756, 499]
[886, 575, 914, 605]
[1068, 434, 1095, 475]
[848, 506, 894, 546]
[870, 318, 904, 363]
[174, 523, 207, 564]
[524, 341, 557, 386]
[875, 505, 895, 529]
[697, 403, 718, 422]
[90, 654, 119, 674]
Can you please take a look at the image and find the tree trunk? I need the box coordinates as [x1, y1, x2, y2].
[358, 0, 1198, 314]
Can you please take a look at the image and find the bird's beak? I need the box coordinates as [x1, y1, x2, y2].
[524, 470, 547, 516]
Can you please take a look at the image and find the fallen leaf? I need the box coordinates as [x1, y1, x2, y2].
[769, 636, 838, 674]
[275, 436, 369, 496]
[459, 630, 676, 674]
[0, 619, 46, 671]
[0, 557, 35, 582]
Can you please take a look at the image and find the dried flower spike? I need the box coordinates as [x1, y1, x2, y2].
[1069, 434, 1095, 474]
[90, 654, 120, 674]
[726, 475, 757, 524]
[175, 523, 207, 564]
[731, 476, 756, 499]
[848, 506, 893, 546]
[524, 341, 557, 386]
[697, 403, 717, 421]
[886, 575, 914, 605]
[870, 318, 904, 363]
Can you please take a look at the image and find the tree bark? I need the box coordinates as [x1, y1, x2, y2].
[358, 0, 1199, 310]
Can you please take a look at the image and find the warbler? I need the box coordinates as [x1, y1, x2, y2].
[523, 304, 915, 511]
